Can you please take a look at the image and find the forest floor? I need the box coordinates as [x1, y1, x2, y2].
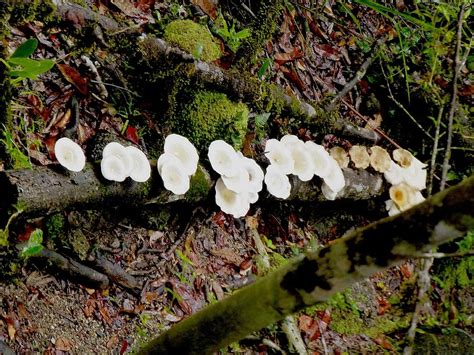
[0, 0, 473, 354]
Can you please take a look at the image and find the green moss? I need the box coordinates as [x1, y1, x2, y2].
[68, 229, 90, 261]
[185, 166, 212, 202]
[8, 0, 56, 25]
[173, 90, 249, 151]
[45, 213, 66, 240]
[164, 20, 221, 62]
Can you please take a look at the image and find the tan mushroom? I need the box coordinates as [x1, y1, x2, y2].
[393, 148, 413, 168]
[369, 146, 391, 172]
[329, 146, 349, 168]
[349, 145, 370, 169]
[389, 183, 412, 211]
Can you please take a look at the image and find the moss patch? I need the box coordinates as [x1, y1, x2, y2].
[186, 165, 212, 202]
[164, 20, 221, 62]
[173, 90, 249, 151]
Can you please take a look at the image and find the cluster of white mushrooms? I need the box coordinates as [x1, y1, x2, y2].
[264, 135, 345, 200]
[384, 148, 426, 216]
[53, 134, 427, 219]
[157, 134, 199, 194]
[208, 140, 264, 217]
[54, 137, 151, 182]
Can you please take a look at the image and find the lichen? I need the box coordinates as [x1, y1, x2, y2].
[186, 165, 212, 202]
[164, 20, 221, 62]
[68, 229, 90, 261]
[173, 90, 249, 151]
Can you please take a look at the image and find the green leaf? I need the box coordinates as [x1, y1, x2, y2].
[21, 244, 44, 258]
[254, 113, 271, 129]
[258, 58, 272, 79]
[235, 28, 251, 40]
[8, 57, 55, 79]
[20, 229, 44, 258]
[11, 38, 38, 58]
[29, 229, 43, 245]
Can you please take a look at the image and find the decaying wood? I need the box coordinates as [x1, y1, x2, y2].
[138, 175, 474, 354]
[31, 248, 110, 290]
[0, 163, 384, 219]
[89, 251, 141, 293]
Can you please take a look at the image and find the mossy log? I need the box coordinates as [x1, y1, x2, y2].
[139, 175, 474, 354]
[0, 163, 383, 219]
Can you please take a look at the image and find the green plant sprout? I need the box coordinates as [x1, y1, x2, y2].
[215, 15, 252, 53]
[0, 38, 55, 84]
[20, 228, 44, 258]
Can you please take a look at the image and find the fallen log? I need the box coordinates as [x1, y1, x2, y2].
[0, 163, 383, 219]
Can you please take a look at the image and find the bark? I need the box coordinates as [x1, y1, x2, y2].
[31, 248, 109, 290]
[0, 163, 383, 219]
[138, 175, 474, 354]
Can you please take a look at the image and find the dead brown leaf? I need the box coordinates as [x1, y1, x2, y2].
[57, 63, 89, 95]
[192, 0, 218, 20]
[55, 337, 73, 352]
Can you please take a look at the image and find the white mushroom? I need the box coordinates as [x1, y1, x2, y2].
[103, 142, 133, 176]
[330, 146, 350, 168]
[240, 156, 264, 193]
[164, 134, 199, 175]
[159, 160, 190, 195]
[54, 137, 86, 172]
[280, 134, 300, 146]
[248, 191, 259, 204]
[101, 155, 128, 182]
[389, 183, 413, 211]
[384, 161, 405, 185]
[215, 178, 250, 218]
[208, 140, 240, 177]
[221, 164, 250, 193]
[264, 165, 291, 199]
[157, 152, 176, 175]
[393, 148, 413, 168]
[287, 140, 315, 181]
[349, 145, 370, 169]
[403, 164, 427, 190]
[125, 146, 151, 182]
[369, 146, 391, 173]
[264, 139, 294, 175]
[321, 182, 338, 201]
[385, 200, 401, 216]
[304, 141, 332, 178]
[322, 158, 345, 193]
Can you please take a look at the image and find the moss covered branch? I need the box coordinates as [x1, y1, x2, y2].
[139, 175, 474, 354]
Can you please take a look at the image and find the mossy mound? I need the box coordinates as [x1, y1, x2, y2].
[173, 90, 249, 151]
[164, 20, 221, 62]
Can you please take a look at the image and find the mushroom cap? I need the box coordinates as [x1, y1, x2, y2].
[101, 155, 128, 182]
[330, 146, 349, 168]
[54, 137, 86, 172]
[164, 134, 199, 175]
[321, 182, 338, 201]
[385, 199, 401, 216]
[384, 161, 405, 185]
[287, 140, 315, 181]
[248, 191, 259, 204]
[215, 178, 250, 218]
[264, 139, 294, 175]
[349, 145, 370, 169]
[126, 146, 151, 182]
[264, 165, 291, 199]
[240, 156, 264, 193]
[304, 141, 332, 178]
[369, 146, 391, 172]
[322, 158, 345, 193]
[157, 152, 176, 175]
[221, 163, 250, 193]
[403, 164, 427, 190]
[280, 134, 300, 145]
[393, 148, 413, 168]
[389, 183, 413, 211]
[103, 142, 133, 176]
[159, 160, 190, 195]
[208, 140, 240, 177]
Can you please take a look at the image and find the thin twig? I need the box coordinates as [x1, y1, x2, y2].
[440, 5, 467, 190]
[414, 251, 474, 259]
[328, 37, 387, 110]
[427, 107, 444, 195]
